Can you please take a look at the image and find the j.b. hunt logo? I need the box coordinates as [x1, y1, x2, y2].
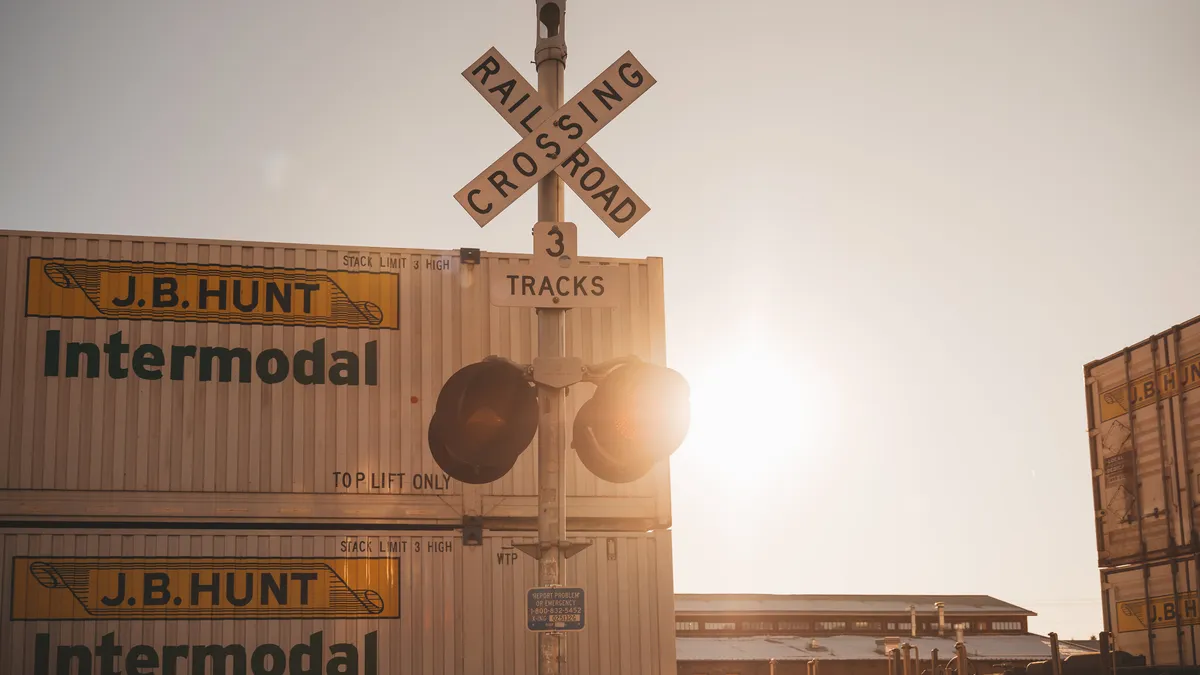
[1116, 591, 1200, 632]
[11, 557, 399, 620]
[25, 257, 400, 329]
[15, 557, 392, 673]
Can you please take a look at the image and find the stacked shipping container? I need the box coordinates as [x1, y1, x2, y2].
[0, 229, 677, 674]
[1086, 318, 1200, 667]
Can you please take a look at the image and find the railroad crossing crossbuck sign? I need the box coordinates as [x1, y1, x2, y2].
[454, 49, 656, 236]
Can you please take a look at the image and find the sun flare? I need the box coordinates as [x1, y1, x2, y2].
[680, 337, 836, 470]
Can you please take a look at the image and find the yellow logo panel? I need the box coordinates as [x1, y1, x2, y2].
[25, 258, 399, 329]
[1098, 355, 1200, 423]
[10, 557, 400, 620]
[1116, 592, 1200, 632]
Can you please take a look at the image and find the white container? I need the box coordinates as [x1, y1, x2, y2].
[0, 527, 677, 674]
[1085, 318, 1200, 566]
[0, 229, 672, 529]
[1102, 555, 1200, 666]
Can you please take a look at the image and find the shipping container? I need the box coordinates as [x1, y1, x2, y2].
[0, 527, 677, 675]
[1101, 555, 1200, 667]
[1085, 318, 1200, 567]
[0, 230, 672, 529]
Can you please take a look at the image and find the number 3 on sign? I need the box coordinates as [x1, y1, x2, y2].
[545, 226, 565, 257]
[534, 221, 578, 268]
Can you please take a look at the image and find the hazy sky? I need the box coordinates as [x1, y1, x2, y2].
[3, 0, 1199, 639]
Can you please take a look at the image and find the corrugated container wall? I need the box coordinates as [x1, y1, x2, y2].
[1102, 556, 1200, 667]
[1086, 315, 1200, 667]
[0, 230, 672, 529]
[0, 528, 677, 675]
[1085, 319, 1200, 567]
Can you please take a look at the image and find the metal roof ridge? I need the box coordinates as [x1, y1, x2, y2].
[675, 593, 997, 596]
[673, 593, 1037, 616]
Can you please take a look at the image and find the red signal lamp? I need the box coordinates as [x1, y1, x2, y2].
[428, 360, 538, 484]
[572, 362, 690, 483]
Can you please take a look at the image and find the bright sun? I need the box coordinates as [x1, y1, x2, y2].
[680, 335, 837, 471]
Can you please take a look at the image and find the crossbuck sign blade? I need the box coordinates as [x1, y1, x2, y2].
[454, 51, 655, 230]
[462, 48, 650, 237]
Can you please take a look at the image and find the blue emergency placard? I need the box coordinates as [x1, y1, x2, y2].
[527, 587, 585, 632]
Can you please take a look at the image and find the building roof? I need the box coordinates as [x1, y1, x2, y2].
[674, 594, 1036, 617]
[676, 635, 1095, 663]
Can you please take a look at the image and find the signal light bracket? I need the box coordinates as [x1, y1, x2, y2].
[581, 355, 644, 383]
[471, 354, 651, 390]
[512, 539, 594, 560]
[532, 356, 585, 389]
[481, 354, 533, 376]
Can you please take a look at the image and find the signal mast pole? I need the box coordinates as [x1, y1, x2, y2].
[448, 8, 679, 673]
[535, 2, 568, 674]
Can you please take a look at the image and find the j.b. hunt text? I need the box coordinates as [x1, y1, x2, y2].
[42, 331, 378, 386]
[92, 569, 321, 611]
[26, 258, 400, 330]
[105, 275, 320, 314]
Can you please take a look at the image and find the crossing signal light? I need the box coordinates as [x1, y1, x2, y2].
[572, 362, 690, 483]
[428, 360, 538, 484]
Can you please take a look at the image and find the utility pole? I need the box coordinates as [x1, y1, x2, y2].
[535, 2, 567, 674]
[1049, 632, 1062, 675]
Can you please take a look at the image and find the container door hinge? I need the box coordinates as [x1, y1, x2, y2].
[462, 516, 484, 546]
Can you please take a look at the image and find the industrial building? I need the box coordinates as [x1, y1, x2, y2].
[675, 594, 1097, 675]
